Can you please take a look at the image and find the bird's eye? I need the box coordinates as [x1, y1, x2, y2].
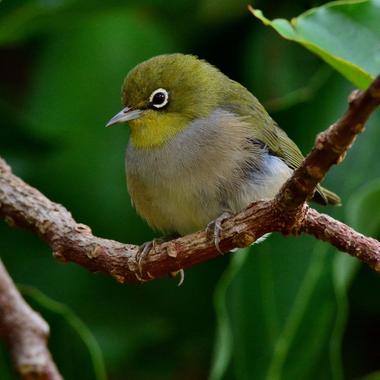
[149, 88, 169, 109]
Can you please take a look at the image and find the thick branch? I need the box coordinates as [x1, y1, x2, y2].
[0, 260, 62, 380]
[0, 76, 380, 282]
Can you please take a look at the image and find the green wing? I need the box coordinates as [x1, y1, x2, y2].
[244, 98, 340, 205]
[226, 80, 340, 205]
[240, 96, 305, 170]
[261, 121, 305, 170]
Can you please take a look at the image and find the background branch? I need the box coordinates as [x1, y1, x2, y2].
[0, 76, 380, 283]
[0, 259, 62, 380]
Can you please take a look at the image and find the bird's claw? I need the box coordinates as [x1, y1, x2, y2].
[206, 212, 232, 254]
[170, 269, 185, 286]
[136, 235, 185, 284]
[136, 240, 156, 276]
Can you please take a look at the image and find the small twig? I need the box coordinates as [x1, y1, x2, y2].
[302, 208, 380, 271]
[0, 76, 380, 283]
[0, 259, 62, 380]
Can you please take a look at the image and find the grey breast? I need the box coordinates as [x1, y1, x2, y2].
[125, 109, 291, 233]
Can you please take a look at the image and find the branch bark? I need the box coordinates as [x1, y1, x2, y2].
[0, 260, 62, 379]
[0, 76, 380, 283]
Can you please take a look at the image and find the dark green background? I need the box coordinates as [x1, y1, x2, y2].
[1, 0, 380, 379]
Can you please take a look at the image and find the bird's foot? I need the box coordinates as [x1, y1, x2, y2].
[136, 234, 183, 281]
[206, 212, 233, 254]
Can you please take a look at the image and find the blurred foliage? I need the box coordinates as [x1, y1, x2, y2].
[19, 285, 107, 380]
[347, 178, 380, 236]
[0, 0, 380, 379]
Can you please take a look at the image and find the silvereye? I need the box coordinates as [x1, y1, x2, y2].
[106, 54, 340, 255]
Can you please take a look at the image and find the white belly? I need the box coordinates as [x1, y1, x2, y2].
[126, 147, 230, 234]
[126, 151, 292, 235]
[226, 154, 292, 213]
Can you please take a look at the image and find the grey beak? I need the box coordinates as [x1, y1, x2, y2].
[106, 106, 142, 127]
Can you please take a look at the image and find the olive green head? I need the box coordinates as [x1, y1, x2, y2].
[106, 54, 240, 148]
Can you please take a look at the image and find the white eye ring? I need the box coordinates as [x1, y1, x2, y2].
[149, 88, 169, 109]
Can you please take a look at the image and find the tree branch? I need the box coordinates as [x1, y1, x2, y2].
[277, 76, 380, 209]
[0, 76, 380, 283]
[0, 259, 62, 379]
[303, 208, 380, 271]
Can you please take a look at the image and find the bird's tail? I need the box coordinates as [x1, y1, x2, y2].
[314, 185, 341, 206]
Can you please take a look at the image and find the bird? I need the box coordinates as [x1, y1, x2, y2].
[106, 53, 340, 272]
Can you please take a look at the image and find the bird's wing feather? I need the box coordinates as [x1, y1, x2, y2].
[244, 103, 330, 204]
[260, 122, 304, 170]
[241, 100, 304, 170]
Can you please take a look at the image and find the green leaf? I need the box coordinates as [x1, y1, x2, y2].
[250, 0, 380, 89]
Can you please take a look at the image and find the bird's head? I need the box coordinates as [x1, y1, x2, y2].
[106, 54, 236, 148]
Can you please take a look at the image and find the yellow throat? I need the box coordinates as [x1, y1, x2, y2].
[128, 110, 188, 148]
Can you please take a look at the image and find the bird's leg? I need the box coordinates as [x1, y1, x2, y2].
[206, 211, 233, 254]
